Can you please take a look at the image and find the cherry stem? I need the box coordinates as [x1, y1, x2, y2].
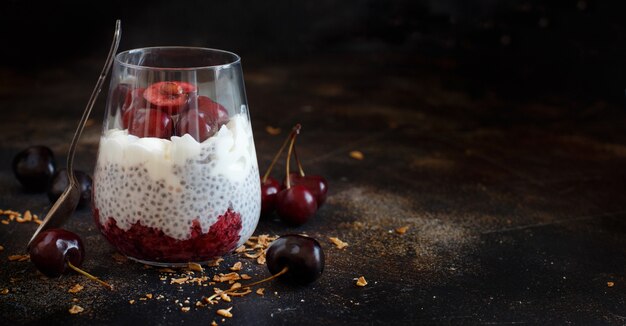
[293, 146, 306, 177]
[206, 266, 289, 302]
[67, 260, 113, 291]
[262, 124, 301, 183]
[285, 128, 300, 189]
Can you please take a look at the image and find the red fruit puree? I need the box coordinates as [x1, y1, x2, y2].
[93, 208, 242, 263]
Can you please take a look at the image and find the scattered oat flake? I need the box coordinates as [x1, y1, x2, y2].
[257, 255, 266, 265]
[395, 225, 409, 235]
[68, 284, 84, 294]
[158, 268, 176, 273]
[220, 293, 232, 302]
[69, 305, 84, 314]
[145, 293, 153, 299]
[211, 321, 218, 326]
[217, 307, 233, 318]
[0, 245, 4, 251]
[181, 307, 190, 313]
[356, 276, 368, 287]
[230, 262, 242, 271]
[170, 277, 189, 284]
[1, 220, 8, 225]
[265, 126, 281, 135]
[1, 289, 9, 295]
[329, 237, 348, 249]
[349, 150, 364, 160]
[188, 262, 204, 272]
[207, 257, 224, 267]
[240, 274, 252, 280]
[256, 288, 265, 296]
[8, 254, 29, 262]
[129, 300, 135, 304]
[608, 281, 615, 287]
[235, 245, 246, 253]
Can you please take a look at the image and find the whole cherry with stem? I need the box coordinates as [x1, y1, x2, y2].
[260, 124, 301, 216]
[205, 234, 324, 302]
[284, 143, 328, 208]
[275, 129, 318, 226]
[29, 228, 113, 290]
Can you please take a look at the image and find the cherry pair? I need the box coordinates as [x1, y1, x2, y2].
[12, 146, 92, 207]
[260, 125, 328, 226]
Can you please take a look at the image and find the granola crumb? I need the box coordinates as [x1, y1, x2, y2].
[129, 300, 135, 304]
[0, 245, 4, 251]
[257, 255, 266, 265]
[329, 237, 348, 249]
[211, 321, 218, 326]
[158, 268, 177, 273]
[187, 262, 204, 272]
[217, 307, 233, 318]
[265, 126, 281, 135]
[1, 220, 9, 225]
[145, 294, 153, 299]
[68, 284, 84, 294]
[8, 254, 29, 262]
[256, 288, 265, 296]
[181, 306, 190, 313]
[69, 305, 84, 314]
[349, 150, 364, 160]
[240, 274, 252, 280]
[230, 262, 242, 271]
[356, 276, 368, 287]
[608, 281, 615, 287]
[1, 288, 9, 295]
[395, 225, 409, 235]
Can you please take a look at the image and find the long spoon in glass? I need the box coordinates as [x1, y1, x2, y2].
[27, 20, 122, 248]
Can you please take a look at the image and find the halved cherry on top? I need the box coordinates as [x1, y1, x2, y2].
[143, 81, 197, 115]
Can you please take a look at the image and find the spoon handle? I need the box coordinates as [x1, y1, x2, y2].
[27, 20, 121, 248]
[67, 20, 121, 183]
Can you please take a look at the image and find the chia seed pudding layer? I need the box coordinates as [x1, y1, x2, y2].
[93, 114, 261, 263]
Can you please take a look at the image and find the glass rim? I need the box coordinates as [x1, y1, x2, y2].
[114, 46, 241, 71]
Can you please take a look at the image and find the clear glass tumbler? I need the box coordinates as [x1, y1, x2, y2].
[92, 47, 261, 266]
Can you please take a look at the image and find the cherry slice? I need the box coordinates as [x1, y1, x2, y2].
[127, 108, 173, 139]
[144, 81, 197, 115]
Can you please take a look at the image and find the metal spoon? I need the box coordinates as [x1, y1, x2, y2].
[27, 20, 122, 248]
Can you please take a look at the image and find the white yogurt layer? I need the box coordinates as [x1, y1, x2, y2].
[93, 114, 261, 242]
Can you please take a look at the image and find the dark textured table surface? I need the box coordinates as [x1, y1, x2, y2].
[2, 39, 626, 325]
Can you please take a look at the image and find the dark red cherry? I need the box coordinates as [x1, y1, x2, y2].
[47, 169, 93, 207]
[282, 173, 328, 207]
[260, 177, 281, 216]
[196, 96, 229, 126]
[266, 234, 324, 284]
[122, 88, 146, 113]
[12, 145, 56, 192]
[176, 109, 217, 142]
[29, 229, 84, 277]
[143, 81, 197, 115]
[127, 108, 173, 139]
[275, 185, 317, 226]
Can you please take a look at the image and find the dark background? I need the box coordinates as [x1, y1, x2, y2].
[3, 1, 626, 324]
[1, 0, 626, 106]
